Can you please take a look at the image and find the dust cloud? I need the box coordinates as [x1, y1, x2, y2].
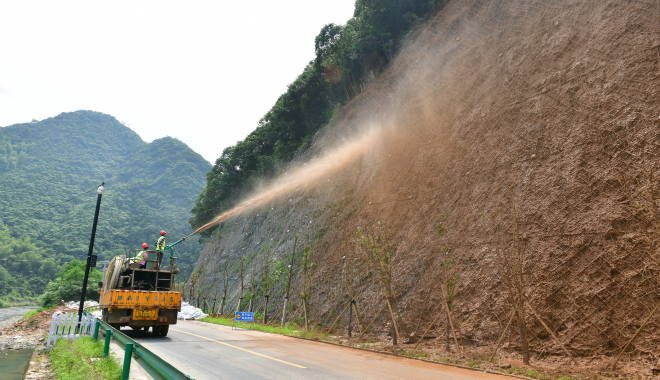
[190, 127, 385, 235]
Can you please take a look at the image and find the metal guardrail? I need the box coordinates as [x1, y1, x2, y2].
[84, 309, 194, 380]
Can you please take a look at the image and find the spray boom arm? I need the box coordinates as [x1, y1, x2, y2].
[164, 234, 193, 266]
[165, 238, 185, 250]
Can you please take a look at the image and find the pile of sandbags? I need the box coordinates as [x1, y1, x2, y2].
[177, 302, 208, 320]
[65, 300, 100, 309]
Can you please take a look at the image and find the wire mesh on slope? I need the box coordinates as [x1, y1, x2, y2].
[190, 0, 660, 367]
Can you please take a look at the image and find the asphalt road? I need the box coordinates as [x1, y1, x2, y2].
[122, 320, 513, 380]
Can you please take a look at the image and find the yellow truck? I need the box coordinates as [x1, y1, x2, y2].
[99, 250, 181, 336]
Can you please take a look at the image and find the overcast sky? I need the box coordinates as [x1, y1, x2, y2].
[0, 1, 356, 163]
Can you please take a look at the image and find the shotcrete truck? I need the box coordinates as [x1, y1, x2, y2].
[99, 249, 181, 336]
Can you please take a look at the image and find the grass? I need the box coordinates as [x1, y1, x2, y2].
[21, 307, 47, 320]
[199, 315, 332, 340]
[50, 337, 122, 380]
[506, 366, 529, 376]
[471, 354, 495, 364]
[466, 359, 481, 369]
[399, 349, 431, 358]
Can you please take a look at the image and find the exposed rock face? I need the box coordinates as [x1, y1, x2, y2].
[192, 0, 660, 361]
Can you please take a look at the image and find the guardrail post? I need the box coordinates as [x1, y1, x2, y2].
[93, 320, 100, 341]
[103, 329, 112, 358]
[122, 343, 133, 380]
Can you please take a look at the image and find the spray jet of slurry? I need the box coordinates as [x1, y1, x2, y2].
[181, 127, 384, 239]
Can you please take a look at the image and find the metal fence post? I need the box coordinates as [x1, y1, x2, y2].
[104, 329, 112, 358]
[122, 343, 133, 380]
[93, 320, 100, 341]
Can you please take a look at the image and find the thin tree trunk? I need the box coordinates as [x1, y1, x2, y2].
[445, 315, 450, 351]
[490, 304, 518, 361]
[517, 297, 530, 365]
[441, 283, 463, 348]
[444, 300, 462, 353]
[303, 298, 309, 330]
[386, 298, 401, 345]
[281, 298, 289, 327]
[345, 282, 365, 331]
[449, 306, 465, 349]
[392, 300, 411, 340]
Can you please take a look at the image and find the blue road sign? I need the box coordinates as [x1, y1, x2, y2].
[235, 312, 254, 322]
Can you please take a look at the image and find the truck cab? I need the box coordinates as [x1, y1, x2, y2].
[100, 250, 181, 336]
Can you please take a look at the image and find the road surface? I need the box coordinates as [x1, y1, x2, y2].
[122, 320, 513, 380]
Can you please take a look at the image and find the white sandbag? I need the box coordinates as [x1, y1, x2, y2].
[177, 302, 208, 320]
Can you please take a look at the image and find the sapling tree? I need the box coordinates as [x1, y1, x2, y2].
[493, 216, 530, 365]
[189, 269, 201, 307]
[342, 254, 364, 333]
[219, 259, 230, 314]
[261, 243, 273, 323]
[236, 256, 246, 312]
[355, 221, 407, 344]
[613, 168, 660, 369]
[248, 252, 259, 312]
[436, 217, 463, 351]
[211, 264, 220, 312]
[176, 270, 187, 297]
[301, 244, 314, 330]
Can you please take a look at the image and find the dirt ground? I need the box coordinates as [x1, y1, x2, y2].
[193, 0, 660, 378]
[0, 306, 76, 351]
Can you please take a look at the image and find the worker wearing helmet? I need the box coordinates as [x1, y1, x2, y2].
[155, 230, 166, 268]
[135, 243, 149, 269]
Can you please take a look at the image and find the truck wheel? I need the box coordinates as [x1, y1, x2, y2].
[143, 326, 150, 332]
[159, 325, 169, 337]
[152, 326, 161, 336]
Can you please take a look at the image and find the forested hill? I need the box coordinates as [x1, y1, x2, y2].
[0, 110, 210, 301]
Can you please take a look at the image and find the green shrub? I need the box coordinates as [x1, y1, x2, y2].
[40, 260, 102, 308]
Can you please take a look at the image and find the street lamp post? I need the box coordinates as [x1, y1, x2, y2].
[78, 182, 104, 322]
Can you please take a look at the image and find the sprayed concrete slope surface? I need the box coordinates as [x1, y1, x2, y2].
[191, 0, 660, 374]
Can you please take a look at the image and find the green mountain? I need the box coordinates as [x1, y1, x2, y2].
[0, 110, 210, 301]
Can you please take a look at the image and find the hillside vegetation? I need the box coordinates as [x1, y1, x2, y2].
[0, 110, 210, 302]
